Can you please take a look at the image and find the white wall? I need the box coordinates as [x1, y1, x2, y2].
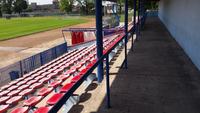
[158, 0, 200, 70]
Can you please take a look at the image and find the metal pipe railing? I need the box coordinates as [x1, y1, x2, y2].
[49, 9, 147, 113]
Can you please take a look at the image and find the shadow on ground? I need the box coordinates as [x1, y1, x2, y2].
[91, 17, 200, 113]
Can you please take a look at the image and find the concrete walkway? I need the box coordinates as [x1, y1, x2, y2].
[75, 17, 200, 113]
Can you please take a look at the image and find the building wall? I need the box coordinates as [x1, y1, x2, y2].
[158, 0, 200, 70]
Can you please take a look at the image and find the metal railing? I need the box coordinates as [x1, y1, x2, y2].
[48, 13, 147, 112]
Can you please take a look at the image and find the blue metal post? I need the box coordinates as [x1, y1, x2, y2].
[131, 0, 137, 50]
[138, 0, 141, 35]
[134, 0, 137, 34]
[40, 53, 43, 66]
[106, 55, 111, 108]
[124, 0, 128, 69]
[96, 0, 104, 83]
[19, 61, 23, 77]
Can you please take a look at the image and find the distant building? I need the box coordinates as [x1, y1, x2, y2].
[29, 0, 59, 12]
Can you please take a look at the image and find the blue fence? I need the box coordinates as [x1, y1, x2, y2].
[21, 43, 68, 75]
[0, 43, 68, 86]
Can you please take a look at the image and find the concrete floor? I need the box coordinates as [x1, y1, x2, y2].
[71, 17, 200, 113]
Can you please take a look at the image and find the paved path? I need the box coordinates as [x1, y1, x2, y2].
[75, 17, 200, 113]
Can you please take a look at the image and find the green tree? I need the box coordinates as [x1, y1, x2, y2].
[60, 0, 73, 13]
[13, 0, 28, 14]
[0, 1, 2, 17]
[145, 1, 158, 10]
[117, 0, 138, 14]
[1, 0, 13, 14]
[76, 0, 94, 15]
[117, 0, 123, 14]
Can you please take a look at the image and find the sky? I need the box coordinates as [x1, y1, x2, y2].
[29, 0, 52, 5]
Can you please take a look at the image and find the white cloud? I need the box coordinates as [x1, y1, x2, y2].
[28, 0, 52, 5]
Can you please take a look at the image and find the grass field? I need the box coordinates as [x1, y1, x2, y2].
[0, 16, 88, 41]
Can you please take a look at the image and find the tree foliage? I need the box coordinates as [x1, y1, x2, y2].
[60, 0, 73, 13]
[13, 0, 28, 14]
[0, 2, 2, 17]
[0, 0, 27, 15]
[76, 0, 94, 15]
[1, 0, 13, 14]
[145, 1, 158, 10]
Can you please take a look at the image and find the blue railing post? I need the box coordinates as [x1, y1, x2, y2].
[40, 53, 43, 66]
[106, 55, 111, 108]
[134, 0, 137, 39]
[124, 0, 128, 69]
[19, 61, 23, 77]
[138, 0, 141, 35]
[96, 0, 104, 83]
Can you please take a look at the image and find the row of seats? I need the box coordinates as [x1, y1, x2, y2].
[0, 34, 123, 113]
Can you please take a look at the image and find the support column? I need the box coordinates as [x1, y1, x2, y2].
[106, 55, 111, 108]
[96, 0, 103, 83]
[138, 0, 141, 35]
[134, 0, 137, 32]
[132, 0, 137, 49]
[124, 0, 128, 69]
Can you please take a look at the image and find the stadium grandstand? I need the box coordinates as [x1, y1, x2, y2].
[1, 0, 200, 113]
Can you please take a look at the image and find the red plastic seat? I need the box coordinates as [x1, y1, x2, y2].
[9, 78, 24, 85]
[39, 77, 51, 83]
[56, 75, 70, 81]
[47, 72, 58, 78]
[37, 87, 53, 97]
[10, 107, 29, 113]
[31, 73, 40, 77]
[64, 68, 76, 75]
[19, 89, 34, 96]
[71, 75, 82, 83]
[48, 80, 62, 88]
[46, 93, 64, 105]
[86, 63, 94, 69]
[34, 75, 45, 80]
[24, 96, 42, 107]
[23, 73, 32, 78]
[75, 64, 82, 70]
[0, 96, 10, 104]
[17, 81, 27, 86]
[0, 90, 10, 96]
[78, 61, 86, 67]
[43, 67, 51, 72]
[85, 57, 91, 62]
[18, 85, 29, 90]
[27, 80, 38, 85]
[57, 62, 65, 67]
[34, 107, 52, 113]
[6, 96, 22, 105]
[58, 66, 66, 71]
[0, 105, 9, 113]
[70, 66, 77, 74]
[89, 54, 94, 58]
[52, 65, 60, 70]
[0, 84, 11, 91]
[8, 85, 19, 91]
[59, 83, 74, 93]
[36, 70, 46, 75]
[41, 72, 51, 76]
[24, 77, 35, 82]
[30, 82, 43, 89]
[33, 68, 42, 73]
[7, 90, 21, 96]
[69, 60, 75, 65]
[47, 68, 56, 73]
[91, 59, 97, 64]
[53, 68, 63, 74]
